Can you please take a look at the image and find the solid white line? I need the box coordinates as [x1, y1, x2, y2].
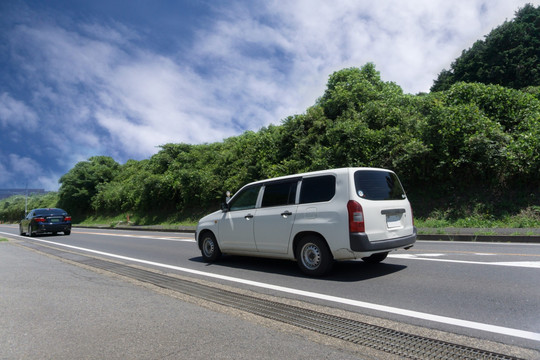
[73, 231, 195, 242]
[3, 232, 539, 343]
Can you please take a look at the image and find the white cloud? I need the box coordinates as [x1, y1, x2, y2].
[0, 92, 38, 127]
[0, 153, 60, 190]
[8, 154, 40, 174]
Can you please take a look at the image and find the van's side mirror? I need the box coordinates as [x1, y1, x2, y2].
[221, 202, 230, 212]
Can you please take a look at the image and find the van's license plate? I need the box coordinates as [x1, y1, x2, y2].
[386, 214, 402, 228]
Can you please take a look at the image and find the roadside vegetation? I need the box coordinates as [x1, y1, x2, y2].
[1, 5, 539, 230]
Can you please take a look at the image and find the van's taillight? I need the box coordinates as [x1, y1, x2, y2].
[347, 200, 365, 233]
[64, 216, 71, 222]
[34, 217, 46, 223]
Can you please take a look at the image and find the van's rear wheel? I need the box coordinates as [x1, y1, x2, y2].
[362, 252, 388, 264]
[296, 235, 333, 276]
[201, 233, 221, 262]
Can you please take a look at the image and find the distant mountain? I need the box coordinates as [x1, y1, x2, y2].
[0, 189, 46, 200]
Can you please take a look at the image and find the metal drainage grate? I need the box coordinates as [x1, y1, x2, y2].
[22, 241, 523, 360]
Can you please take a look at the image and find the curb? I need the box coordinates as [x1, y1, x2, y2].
[417, 234, 540, 243]
[75, 225, 197, 233]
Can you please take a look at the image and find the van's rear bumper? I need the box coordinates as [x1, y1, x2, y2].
[349, 227, 417, 252]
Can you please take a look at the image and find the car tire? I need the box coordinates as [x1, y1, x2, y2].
[296, 235, 333, 276]
[19, 224, 25, 236]
[64, 230, 71, 235]
[27, 225, 33, 237]
[200, 232, 221, 262]
[362, 252, 388, 264]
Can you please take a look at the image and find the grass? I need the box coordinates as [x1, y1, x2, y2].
[0, 238, 8, 242]
[78, 213, 199, 228]
[415, 206, 540, 229]
[415, 211, 540, 229]
[74, 206, 540, 231]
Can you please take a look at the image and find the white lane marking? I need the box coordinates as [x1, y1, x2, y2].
[73, 231, 196, 242]
[3, 233, 539, 343]
[414, 253, 445, 257]
[0, 227, 194, 242]
[389, 254, 540, 268]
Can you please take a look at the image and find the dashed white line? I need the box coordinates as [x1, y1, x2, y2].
[389, 254, 540, 268]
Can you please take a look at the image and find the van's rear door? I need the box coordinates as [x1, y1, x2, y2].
[352, 169, 414, 242]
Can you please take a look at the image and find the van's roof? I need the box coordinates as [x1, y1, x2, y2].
[244, 167, 393, 186]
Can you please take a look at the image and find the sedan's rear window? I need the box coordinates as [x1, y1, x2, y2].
[354, 170, 406, 200]
[34, 208, 67, 216]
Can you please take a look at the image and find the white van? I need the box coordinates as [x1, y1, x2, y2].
[196, 167, 416, 276]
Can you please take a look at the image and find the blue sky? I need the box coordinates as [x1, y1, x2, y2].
[1, 0, 538, 191]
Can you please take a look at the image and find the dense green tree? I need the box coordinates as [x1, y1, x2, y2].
[58, 156, 120, 217]
[432, 4, 540, 91]
[50, 62, 540, 223]
[0, 192, 58, 222]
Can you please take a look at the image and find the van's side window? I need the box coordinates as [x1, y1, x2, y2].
[261, 180, 298, 207]
[229, 185, 261, 211]
[299, 175, 336, 204]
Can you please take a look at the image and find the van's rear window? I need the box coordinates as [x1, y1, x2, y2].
[354, 170, 406, 200]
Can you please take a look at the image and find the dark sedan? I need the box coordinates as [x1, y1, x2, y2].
[19, 208, 72, 236]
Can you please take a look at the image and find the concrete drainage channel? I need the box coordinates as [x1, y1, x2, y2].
[19, 240, 525, 360]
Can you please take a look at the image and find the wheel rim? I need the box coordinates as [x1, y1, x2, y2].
[202, 237, 215, 257]
[301, 243, 321, 270]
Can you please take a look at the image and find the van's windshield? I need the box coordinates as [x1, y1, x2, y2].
[354, 170, 406, 200]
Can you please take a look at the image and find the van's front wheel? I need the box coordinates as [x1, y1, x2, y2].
[200, 233, 221, 262]
[296, 235, 333, 276]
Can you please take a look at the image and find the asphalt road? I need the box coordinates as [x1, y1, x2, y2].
[1, 224, 539, 354]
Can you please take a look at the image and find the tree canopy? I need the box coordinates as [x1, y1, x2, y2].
[432, 4, 540, 91]
[48, 64, 540, 222]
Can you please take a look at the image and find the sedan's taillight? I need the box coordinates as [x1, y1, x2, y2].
[34, 217, 46, 223]
[64, 216, 72, 222]
[347, 200, 365, 233]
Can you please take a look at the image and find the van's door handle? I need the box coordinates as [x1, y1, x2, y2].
[281, 211, 292, 217]
[245, 214, 254, 220]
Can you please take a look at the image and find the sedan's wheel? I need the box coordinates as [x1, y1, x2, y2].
[27, 225, 33, 237]
[362, 252, 388, 264]
[296, 235, 333, 276]
[201, 233, 221, 262]
[64, 230, 71, 235]
[19, 224, 25, 236]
